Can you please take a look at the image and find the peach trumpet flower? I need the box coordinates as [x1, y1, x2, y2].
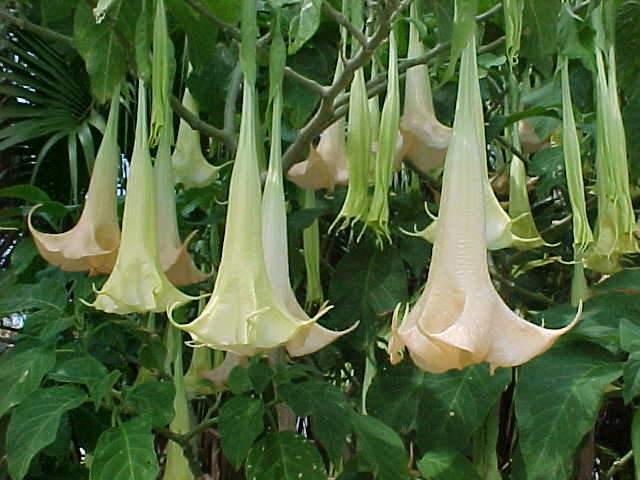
[389, 38, 579, 374]
[28, 88, 121, 275]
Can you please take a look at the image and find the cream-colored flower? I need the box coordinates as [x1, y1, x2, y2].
[170, 81, 330, 355]
[172, 87, 222, 189]
[155, 116, 208, 286]
[263, 86, 355, 357]
[389, 38, 579, 374]
[28, 89, 121, 275]
[399, 3, 451, 174]
[87, 82, 194, 314]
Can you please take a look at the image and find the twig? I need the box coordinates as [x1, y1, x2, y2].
[476, 2, 503, 22]
[284, 66, 328, 96]
[605, 449, 633, 478]
[0, 9, 73, 44]
[322, 1, 367, 47]
[281, 0, 410, 171]
[490, 268, 555, 306]
[184, 0, 241, 40]
[170, 95, 237, 152]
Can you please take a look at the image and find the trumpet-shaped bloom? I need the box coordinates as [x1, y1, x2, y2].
[172, 87, 222, 189]
[287, 57, 348, 192]
[28, 89, 121, 275]
[155, 118, 209, 286]
[332, 65, 371, 229]
[389, 38, 579, 374]
[367, 31, 401, 242]
[584, 46, 638, 273]
[163, 328, 194, 480]
[508, 154, 547, 249]
[302, 189, 324, 307]
[263, 82, 354, 357]
[399, 3, 452, 174]
[171, 81, 332, 356]
[87, 82, 195, 314]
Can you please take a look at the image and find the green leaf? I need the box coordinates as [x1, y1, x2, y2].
[0, 184, 51, 203]
[219, 396, 265, 468]
[228, 364, 253, 394]
[442, 0, 477, 83]
[556, 4, 595, 70]
[73, 1, 127, 103]
[417, 450, 482, 480]
[632, 409, 640, 480]
[279, 381, 351, 461]
[248, 360, 274, 394]
[246, 432, 326, 480]
[515, 343, 622, 480]
[288, 0, 322, 54]
[7, 385, 87, 480]
[90, 417, 159, 480]
[0, 278, 67, 315]
[367, 362, 509, 451]
[350, 412, 408, 480]
[528, 146, 565, 200]
[0, 345, 56, 418]
[125, 380, 175, 428]
[48, 356, 114, 408]
[329, 243, 408, 348]
[520, 0, 562, 74]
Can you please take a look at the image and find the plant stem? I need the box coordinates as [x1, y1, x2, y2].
[0, 9, 73, 44]
[606, 449, 633, 478]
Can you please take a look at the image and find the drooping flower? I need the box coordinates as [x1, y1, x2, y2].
[87, 82, 195, 314]
[163, 327, 194, 480]
[389, 37, 579, 374]
[28, 88, 121, 275]
[398, 3, 452, 174]
[287, 56, 348, 192]
[170, 80, 323, 355]
[262, 57, 354, 356]
[331, 64, 371, 230]
[584, 43, 638, 273]
[154, 115, 209, 286]
[366, 32, 400, 243]
[560, 57, 593, 305]
[302, 189, 324, 308]
[172, 85, 223, 189]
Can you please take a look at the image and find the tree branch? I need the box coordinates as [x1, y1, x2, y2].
[322, 1, 367, 47]
[0, 9, 73, 44]
[284, 66, 328, 96]
[281, 0, 410, 171]
[170, 95, 237, 152]
[184, 0, 241, 41]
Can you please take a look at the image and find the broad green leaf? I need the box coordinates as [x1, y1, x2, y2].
[528, 146, 565, 200]
[125, 380, 175, 427]
[73, 2, 128, 103]
[7, 385, 87, 480]
[620, 320, 640, 402]
[90, 417, 159, 480]
[288, 0, 322, 54]
[48, 356, 114, 408]
[350, 412, 408, 480]
[556, 4, 595, 71]
[515, 343, 622, 480]
[417, 450, 482, 480]
[0, 184, 51, 203]
[228, 365, 253, 394]
[0, 278, 67, 315]
[248, 360, 274, 394]
[246, 432, 326, 480]
[520, 0, 562, 73]
[367, 362, 509, 451]
[0, 345, 56, 418]
[279, 381, 351, 461]
[219, 396, 264, 468]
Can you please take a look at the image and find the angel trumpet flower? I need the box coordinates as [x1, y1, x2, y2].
[389, 38, 579, 374]
[287, 56, 348, 192]
[584, 45, 638, 273]
[398, 3, 452, 174]
[172, 87, 222, 189]
[263, 66, 354, 356]
[28, 88, 121, 275]
[155, 117, 208, 286]
[87, 82, 195, 314]
[367, 31, 401, 242]
[170, 80, 335, 356]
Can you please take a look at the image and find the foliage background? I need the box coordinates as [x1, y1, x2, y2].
[0, 0, 640, 479]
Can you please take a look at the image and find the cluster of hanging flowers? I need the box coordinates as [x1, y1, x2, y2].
[28, 0, 589, 378]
